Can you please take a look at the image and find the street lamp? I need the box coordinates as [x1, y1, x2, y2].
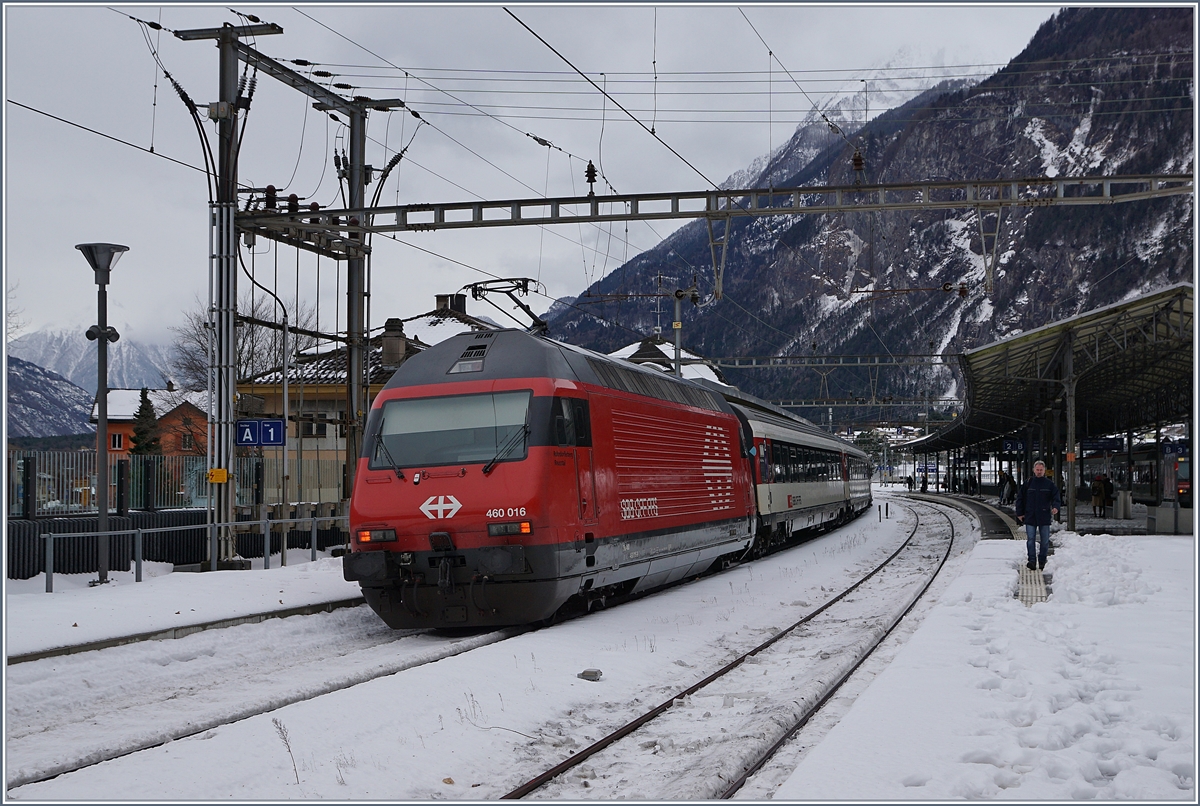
[77, 243, 128, 585]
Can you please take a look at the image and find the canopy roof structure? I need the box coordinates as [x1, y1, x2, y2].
[907, 283, 1193, 453]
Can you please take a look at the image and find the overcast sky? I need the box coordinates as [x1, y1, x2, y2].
[4, 3, 1055, 349]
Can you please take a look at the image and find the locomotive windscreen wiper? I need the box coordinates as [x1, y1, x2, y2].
[372, 430, 406, 480]
[483, 418, 531, 476]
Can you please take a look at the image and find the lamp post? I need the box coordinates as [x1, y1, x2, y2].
[77, 243, 128, 585]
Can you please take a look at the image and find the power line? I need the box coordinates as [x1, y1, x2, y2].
[7, 99, 208, 176]
[504, 7, 721, 191]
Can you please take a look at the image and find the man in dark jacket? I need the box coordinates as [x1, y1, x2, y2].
[1015, 460, 1061, 571]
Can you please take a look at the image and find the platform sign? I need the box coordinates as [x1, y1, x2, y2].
[260, 419, 286, 446]
[236, 419, 287, 447]
[1163, 443, 1190, 456]
[1002, 439, 1042, 453]
[1081, 438, 1124, 452]
[236, 420, 260, 446]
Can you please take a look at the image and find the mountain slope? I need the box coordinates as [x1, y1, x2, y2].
[547, 7, 1193, 412]
[8, 328, 173, 395]
[6, 356, 96, 438]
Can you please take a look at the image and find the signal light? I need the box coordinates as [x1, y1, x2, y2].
[487, 521, 533, 537]
[357, 529, 396, 543]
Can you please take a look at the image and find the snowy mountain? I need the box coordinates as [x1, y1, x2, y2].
[548, 8, 1193, 411]
[6, 356, 95, 438]
[8, 327, 173, 395]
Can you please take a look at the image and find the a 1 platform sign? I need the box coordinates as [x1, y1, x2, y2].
[236, 419, 286, 447]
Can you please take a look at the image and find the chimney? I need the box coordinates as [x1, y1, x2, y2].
[435, 293, 467, 314]
[381, 318, 407, 367]
[166, 379, 176, 392]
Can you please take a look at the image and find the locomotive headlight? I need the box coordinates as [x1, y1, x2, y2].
[357, 529, 397, 543]
[488, 521, 533, 537]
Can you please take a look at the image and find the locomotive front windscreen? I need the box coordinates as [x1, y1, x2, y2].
[371, 391, 531, 468]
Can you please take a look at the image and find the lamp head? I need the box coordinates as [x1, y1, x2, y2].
[75, 243, 129, 285]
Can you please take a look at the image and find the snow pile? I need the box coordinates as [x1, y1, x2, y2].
[775, 533, 1195, 800]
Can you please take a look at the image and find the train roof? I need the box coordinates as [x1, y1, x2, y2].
[379, 329, 735, 415]
[729, 402, 869, 459]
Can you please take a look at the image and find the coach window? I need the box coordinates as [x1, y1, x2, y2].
[553, 397, 592, 447]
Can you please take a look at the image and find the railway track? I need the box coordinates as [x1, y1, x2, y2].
[503, 501, 957, 800]
[5, 607, 524, 790]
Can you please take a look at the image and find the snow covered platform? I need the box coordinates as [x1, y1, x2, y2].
[5, 550, 363, 662]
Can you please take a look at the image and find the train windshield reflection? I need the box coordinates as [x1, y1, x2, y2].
[372, 391, 532, 468]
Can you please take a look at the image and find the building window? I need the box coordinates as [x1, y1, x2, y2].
[111, 433, 123, 451]
[181, 432, 194, 451]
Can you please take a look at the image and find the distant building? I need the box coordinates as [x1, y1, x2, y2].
[238, 296, 499, 501]
[608, 337, 730, 385]
[90, 384, 209, 457]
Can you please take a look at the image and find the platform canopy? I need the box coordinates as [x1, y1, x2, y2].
[907, 283, 1193, 453]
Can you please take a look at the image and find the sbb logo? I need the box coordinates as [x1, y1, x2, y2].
[419, 495, 462, 520]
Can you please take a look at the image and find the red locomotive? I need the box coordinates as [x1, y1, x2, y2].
[344, 329, 871, 628]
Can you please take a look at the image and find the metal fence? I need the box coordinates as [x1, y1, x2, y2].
[11, 513, 350, 585]
[6, 452, 345, 518]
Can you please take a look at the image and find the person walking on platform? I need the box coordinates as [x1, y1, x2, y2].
[1102, 474, 1115, 518]
[1090, 475, 1105, 517]
[920, 473, 928, 493]
[1015, 460, 1061, 571]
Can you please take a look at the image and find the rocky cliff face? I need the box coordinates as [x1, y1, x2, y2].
[6, 356, 95, 438]
[547, 7, 1193, 414]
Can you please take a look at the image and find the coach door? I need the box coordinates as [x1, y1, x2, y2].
[556, 397, 597, 525]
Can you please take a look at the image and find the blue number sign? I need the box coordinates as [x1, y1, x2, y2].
[260, 419, 286, 446]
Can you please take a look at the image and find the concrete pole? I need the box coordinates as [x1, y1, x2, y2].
[673, 291, 683, 377]
[344, 109, 367, 501]
[213, 24, 240, 562]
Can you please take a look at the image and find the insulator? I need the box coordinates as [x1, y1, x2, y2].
[314, 70, 333, 78]
[292, 59, 312, 67]
[585, 160, 598, 185]
[287, 194, 299, 214]
[409, 109, 421, 120]
[852, 150, 865, 173]
[309, 202, 321, 224]
[245, 13, 261, 22]
[334, 83, 353, 90]
[264, 184, 277, 209]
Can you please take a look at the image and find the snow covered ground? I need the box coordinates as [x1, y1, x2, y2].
[4, 489, 1194, 800]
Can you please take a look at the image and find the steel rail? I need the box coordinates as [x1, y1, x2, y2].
[502, 505, 927, 799]
[718, 501, 957, 798]
[5, 625, 527, 791]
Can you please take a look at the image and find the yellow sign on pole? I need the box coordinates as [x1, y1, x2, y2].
[207, 468, 229, 484]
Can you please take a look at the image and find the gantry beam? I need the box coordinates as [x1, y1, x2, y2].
[239, 174, 1192, 237]
[707, 353, 950, 369]
[774, 398, 962, 408]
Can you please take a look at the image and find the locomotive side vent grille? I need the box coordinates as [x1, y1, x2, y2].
[459, 345, 489, 359]
[587, 358, 722, 412]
